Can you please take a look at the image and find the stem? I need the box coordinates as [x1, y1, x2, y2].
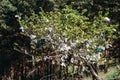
[79, 55, 102, 80]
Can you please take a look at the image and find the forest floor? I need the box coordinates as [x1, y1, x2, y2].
[84, 64, 120, 80]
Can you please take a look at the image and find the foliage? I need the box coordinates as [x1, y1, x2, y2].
[20, 7, 118, 63]
[0, 0, 120, 79]
[19, 7, 119, 80]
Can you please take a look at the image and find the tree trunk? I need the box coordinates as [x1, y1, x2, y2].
[87, 63, 101, 80]
[10, 66, 15, 80]
[59, 62, 62, 79]
[79, 55, 101, 80]
[91, 63, 99, 80]
[72, 63, 75, 80]
[104, 50, 109, 73]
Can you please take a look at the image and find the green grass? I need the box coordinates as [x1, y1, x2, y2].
[102, 66, 120, 80]
[84, 65, 120, 80]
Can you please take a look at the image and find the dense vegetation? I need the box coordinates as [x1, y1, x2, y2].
[0, 0, 120, 80]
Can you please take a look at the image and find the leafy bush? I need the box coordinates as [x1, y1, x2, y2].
[19, 7, 118, 69]
[21, 7, 118, 50]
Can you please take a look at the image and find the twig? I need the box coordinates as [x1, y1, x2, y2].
[40, 74, 55, 80]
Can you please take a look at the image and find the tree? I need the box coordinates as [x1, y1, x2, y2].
[0, 0, 120, 79]
[0, 0, 31, 79]
[20, 7, 118, 80]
